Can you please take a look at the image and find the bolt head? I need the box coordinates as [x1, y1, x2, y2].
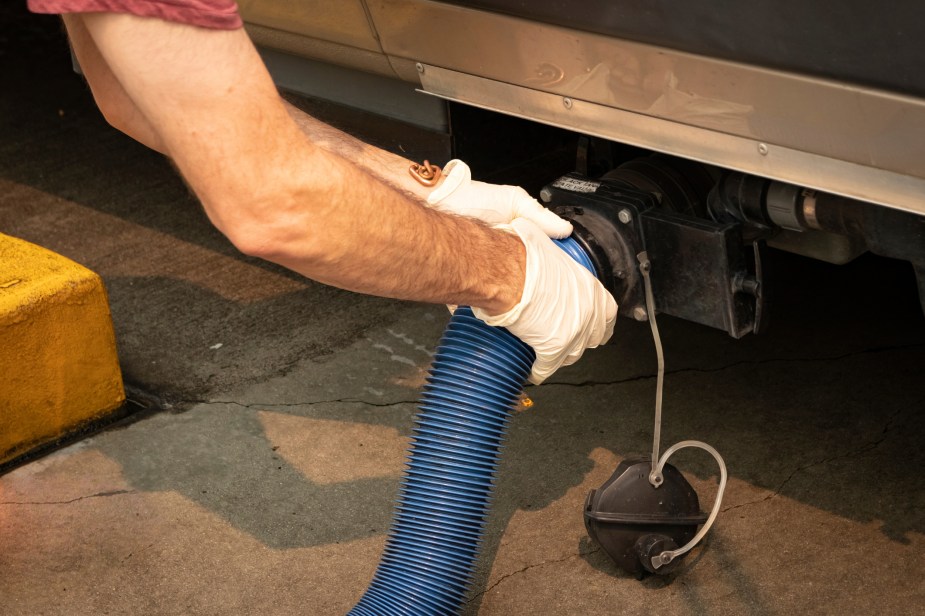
[618, 208, 633, 224]
[563, 97, 573, 109]
[415, 62, 425, 74]
[758, 143, 769, 155]
[633, 306, 648, 321]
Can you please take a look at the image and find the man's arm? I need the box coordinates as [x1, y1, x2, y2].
[63, 15, 166, 154]
[281, 101, 438, 202]
[64, 12, 617, 383]
[66, 14, 435, 202]
[66, 14, 569, 236]
[71, 12, 525, 313]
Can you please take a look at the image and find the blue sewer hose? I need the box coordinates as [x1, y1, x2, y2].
[349, 238, 596, 616]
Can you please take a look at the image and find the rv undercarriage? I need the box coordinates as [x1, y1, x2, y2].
[244, 0, 925, 335]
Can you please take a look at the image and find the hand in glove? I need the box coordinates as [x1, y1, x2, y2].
[427, 159, 572, 239]
[473, 218, 618, 384]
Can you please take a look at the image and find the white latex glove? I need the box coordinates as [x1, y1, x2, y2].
[473, 218, 618, 385]
[427, 159, 573, 239]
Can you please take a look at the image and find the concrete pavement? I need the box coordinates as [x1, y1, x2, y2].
[1, 299, 923, 615]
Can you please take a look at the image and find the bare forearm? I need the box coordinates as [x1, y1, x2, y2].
[68, 14, 435, 196]
[63, 16, 167, 153]
[282, 100, 438, 201]
[200, 126, 524, 312]
[76, 13, 524, 312]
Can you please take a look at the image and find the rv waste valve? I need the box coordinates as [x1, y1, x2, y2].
[547, 170, 730, 579]
[351, 165, 730, 615]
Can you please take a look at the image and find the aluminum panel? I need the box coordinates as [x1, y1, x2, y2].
[367, 0, 925, 209]
[443, 0, 925, 97]
[260, 48, 447, 130]
[238, 0, 381, 52]
[418, 65, 925, 216]
[245, 24, 396, 78]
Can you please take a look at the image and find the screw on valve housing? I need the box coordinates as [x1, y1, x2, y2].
[539, 165, 734, 578]
[541, 164, 767, 338]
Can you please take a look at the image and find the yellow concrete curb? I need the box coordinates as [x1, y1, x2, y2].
[0, 233, 124, 465]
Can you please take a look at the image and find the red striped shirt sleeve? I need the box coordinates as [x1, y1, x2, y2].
[28, 0, 243, 30]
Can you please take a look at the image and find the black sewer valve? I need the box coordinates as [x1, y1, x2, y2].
[584, 456, 708, 577]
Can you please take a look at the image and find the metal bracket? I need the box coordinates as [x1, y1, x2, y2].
[543, 172, 767, 338]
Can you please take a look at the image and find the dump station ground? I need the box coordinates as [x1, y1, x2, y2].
[1, 7, 924, 615]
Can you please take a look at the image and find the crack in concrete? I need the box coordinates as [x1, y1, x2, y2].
[168, 343, 924, 412]
[467, 547, 601, 603]
[543, 342, 925, 389]
[721, 404, 911, 513]
[0, 489, 136, 506]
[197, 398, 418, 410]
